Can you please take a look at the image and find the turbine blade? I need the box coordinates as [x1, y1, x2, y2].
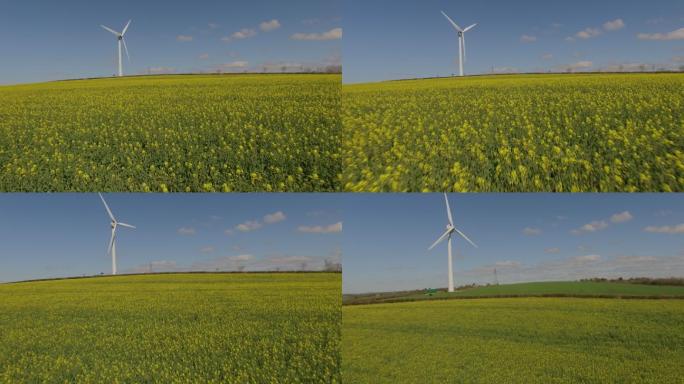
[122, 37, 131, 63]
[121, 20, 131, 36]
[101, 25, 120, 36]
[440, 11, 463, 32]
[98, 193, 116, 222]
[462, 34, 466, 63]
[464, 23, 477, 32]
[118, 222, 136, 229]
[444, 193, 454, 226]
[454, 228, 478, 248]
[428, 230, 451, 251]
[107, 229, 116, 255]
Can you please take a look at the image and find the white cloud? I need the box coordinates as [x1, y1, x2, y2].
[236, 220, 262, 232]
[495, 260, 521, 268]
[199, 53, 210, 60]
[576, 27, 602, 39]
[200, 246, 215, 253]
[458, 253, 684, 285]
[221, 61, 249, 69]
[521, 34, 537, 43]
[233, 211, 286, 232]
[646, 18, 666, 25]
[229, 254, 254, 262]
[542, 53, 554, 60]
[222, 28, 257, 42]
[574, 254, 601, 263]
[571, 220, 608, 234]
[603, 19, 625, 31]
[638, 28, 684, 41]
[644, 224, 684, 234]
[523, 227, 542, 236]
[177, 227, 196, 236]
[545, 247, 561, 254]
[147, 67, 176, 74]
[208, 23, 220, 29]
[263, 211, 286, 224]
[291, 28, 342, 41]
[558, 61, 593, 72]
[298, 222, 343, 234]
[611, 211, 633, 223]
[260, 19, 281, 32]
[491, 67, 519, 74]
[177, 35, 193, 42]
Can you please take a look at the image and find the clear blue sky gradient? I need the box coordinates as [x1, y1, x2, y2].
[0, 0, 341, 85]
[0, 194, 342, 282]
[343, 0, 684, 83]
[343, 194, 684, 294]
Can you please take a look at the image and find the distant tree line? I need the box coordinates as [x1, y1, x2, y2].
[580, 277, 684, 286]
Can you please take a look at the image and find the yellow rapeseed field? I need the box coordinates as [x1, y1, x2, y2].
[342, 73, 684, 192]
[0, 74, 340, 192]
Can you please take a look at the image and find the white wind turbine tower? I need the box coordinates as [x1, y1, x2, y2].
[441, 11, 477, 77]
[101, 20, 132, 77]
[99, 193, 136, 275]
[428, 193, 478, 292]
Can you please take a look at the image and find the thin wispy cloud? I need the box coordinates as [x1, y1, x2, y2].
[263, 211, 286, 224]
[291, 28, 342, 41]
[603, 19, 625, 31]
[520, 34, 537, 43]
[236, 220, 262, 232]
[637, 28, 684, 41]
[176, 35, 193, 42]
[234, 211, 287, 232]
[298, 222, 343, 234]
[643, 224, 684, 234]
[522, 227, 542, 236]
[572, 220, 608, 235]
[575, 27, 602, 39]
[572, 210, 634, 235]
[222, 28, 257, 42]
[260, 19, 281, 32]
[177, 227, 196, 236]
[611, 211, 633, 223]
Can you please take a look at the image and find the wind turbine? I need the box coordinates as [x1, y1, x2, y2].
[428, 193, 478, 292]
[441, 11, 477, 77]
[98, 193, 136, 275]
[101, 20, 132, 77]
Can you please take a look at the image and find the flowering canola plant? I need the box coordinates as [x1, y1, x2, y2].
[0, 273, 341, 383]
[0, 74, 341, 192]
[342, 74, 684, 192]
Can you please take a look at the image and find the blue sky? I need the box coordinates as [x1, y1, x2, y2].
[0, 194, 342, 282]
[0, 0, 341, 85]
[343, 194, 684, 294]
[343, 0, 684, 83]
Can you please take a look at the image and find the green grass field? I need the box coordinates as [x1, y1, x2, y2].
[0, 74, 340, 192]
[343, 281, 684, 305]
[0, 273, 340, 383]
[343, 297, 684, 383]
[343, 73, 684, 192]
